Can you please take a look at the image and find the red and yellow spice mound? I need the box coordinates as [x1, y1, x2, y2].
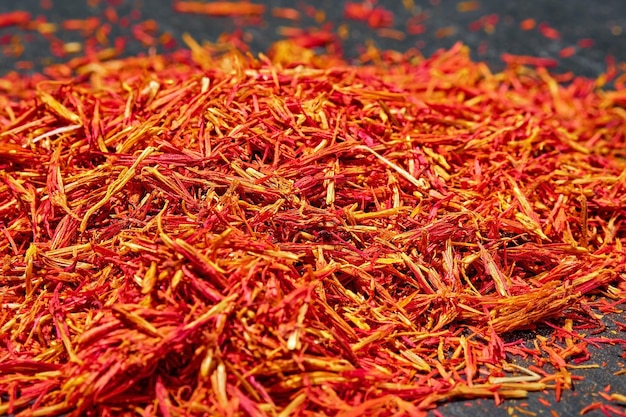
[1, 41, 625, 416]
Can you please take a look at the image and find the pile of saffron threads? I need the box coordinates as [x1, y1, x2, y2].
[0, 40, 625, 416]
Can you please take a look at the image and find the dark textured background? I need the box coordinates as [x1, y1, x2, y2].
[1, 0, 625, 77]
[1, 1, 625, 416]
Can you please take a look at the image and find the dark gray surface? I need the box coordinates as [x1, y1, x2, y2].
[1, 1, 625, 416]
[0, 0, 625, 77]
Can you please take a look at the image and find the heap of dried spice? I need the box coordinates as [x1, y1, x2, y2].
[1, 40, 625, 416]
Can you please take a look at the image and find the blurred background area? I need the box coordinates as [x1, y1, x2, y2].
[0, 0, 624, 77]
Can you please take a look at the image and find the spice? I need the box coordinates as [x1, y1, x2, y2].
[173, 1, 266, 17]
[558, 46, 576, 59]
[538, 22, 561, 40]
[0, 0, 600, 82]
[468, 14, 498, 33]
[520, 18, 536, 31]
[60, 17, 101, 33]
[344, 2, 394, 29]
[1, 20, 626, 417]
[501, 52, 558, 68]
[271, 7, 301, 21]
[577, 38, 595, 49]
[276, 26, 339, 49]
[457, 1, 480, 13]
[0, 11, 31, 29]
[406, 17, 426, 35]
[435, 26, 456, 39]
